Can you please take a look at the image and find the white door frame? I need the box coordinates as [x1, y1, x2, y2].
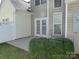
[35, 18, 41, 37]
[35, 17, 48, 37]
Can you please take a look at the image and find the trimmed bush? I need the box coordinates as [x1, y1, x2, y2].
[29, 38, 74, 59]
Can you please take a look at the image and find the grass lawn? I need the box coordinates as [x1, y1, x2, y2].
[0, 43, 28, 59]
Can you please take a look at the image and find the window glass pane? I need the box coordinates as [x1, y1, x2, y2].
[54, 0, 61, 8]
[54, 24, 61, 34]
[35, 0, 40, 6]
[41, 0, 46, 4]
[36, 20, 40, 34]
[53, 12, 62, 24]
[42, 20, 46, 35]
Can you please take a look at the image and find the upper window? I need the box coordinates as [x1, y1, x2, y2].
[35, 0, 46, 6]
[41, 0, 46, 4]
[35, 0, 40, 6]
[54, 0, 62, 8]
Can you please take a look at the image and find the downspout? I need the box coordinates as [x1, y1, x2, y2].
[47, 0, 49, 38]
[65, 1, 68, 38]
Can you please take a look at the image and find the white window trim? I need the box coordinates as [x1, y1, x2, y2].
[53, 0, 63, 9]
[35, 17, 48, 37]
[53, 12, 62, 35]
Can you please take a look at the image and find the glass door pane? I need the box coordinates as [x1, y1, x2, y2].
[42, 20, 46, 35]
[36, 20, 40, 34]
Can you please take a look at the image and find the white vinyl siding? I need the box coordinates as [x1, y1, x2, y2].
[53, 12, 62, 35]
[16, 11, 31, 39]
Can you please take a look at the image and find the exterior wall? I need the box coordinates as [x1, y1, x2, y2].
[31, 0, 65, 37]
[15, 10, 31, 39]
[0, 0, 16, 43]
[31, 0, 47, 36]
[32, 4, 47, 18]
[68, 1, 79, 53]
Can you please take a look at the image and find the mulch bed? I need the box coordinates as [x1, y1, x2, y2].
[69, 54, 79, 59]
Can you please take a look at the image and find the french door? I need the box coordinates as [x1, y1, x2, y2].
[35, 18, 47, 37]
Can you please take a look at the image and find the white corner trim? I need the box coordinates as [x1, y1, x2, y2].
[65, 3, 68, 38]
[47, 0, 49, 38]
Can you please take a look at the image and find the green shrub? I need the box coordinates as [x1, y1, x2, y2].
[29, 38, 74, 59]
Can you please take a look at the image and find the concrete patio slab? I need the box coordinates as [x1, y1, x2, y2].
[7, 37, 34, 51]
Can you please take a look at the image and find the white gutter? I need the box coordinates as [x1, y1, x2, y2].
[65, 1, 68, 38]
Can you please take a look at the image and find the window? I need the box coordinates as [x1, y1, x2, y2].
[41, 0, 46, 4]
[53, 12, 62, 35]
[54, 0, 62, 8]
[42, 20, 46, 35]
[54, 24, 61, 34]
[35, 0, 40, 6]
[35, 0, 46, 6]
